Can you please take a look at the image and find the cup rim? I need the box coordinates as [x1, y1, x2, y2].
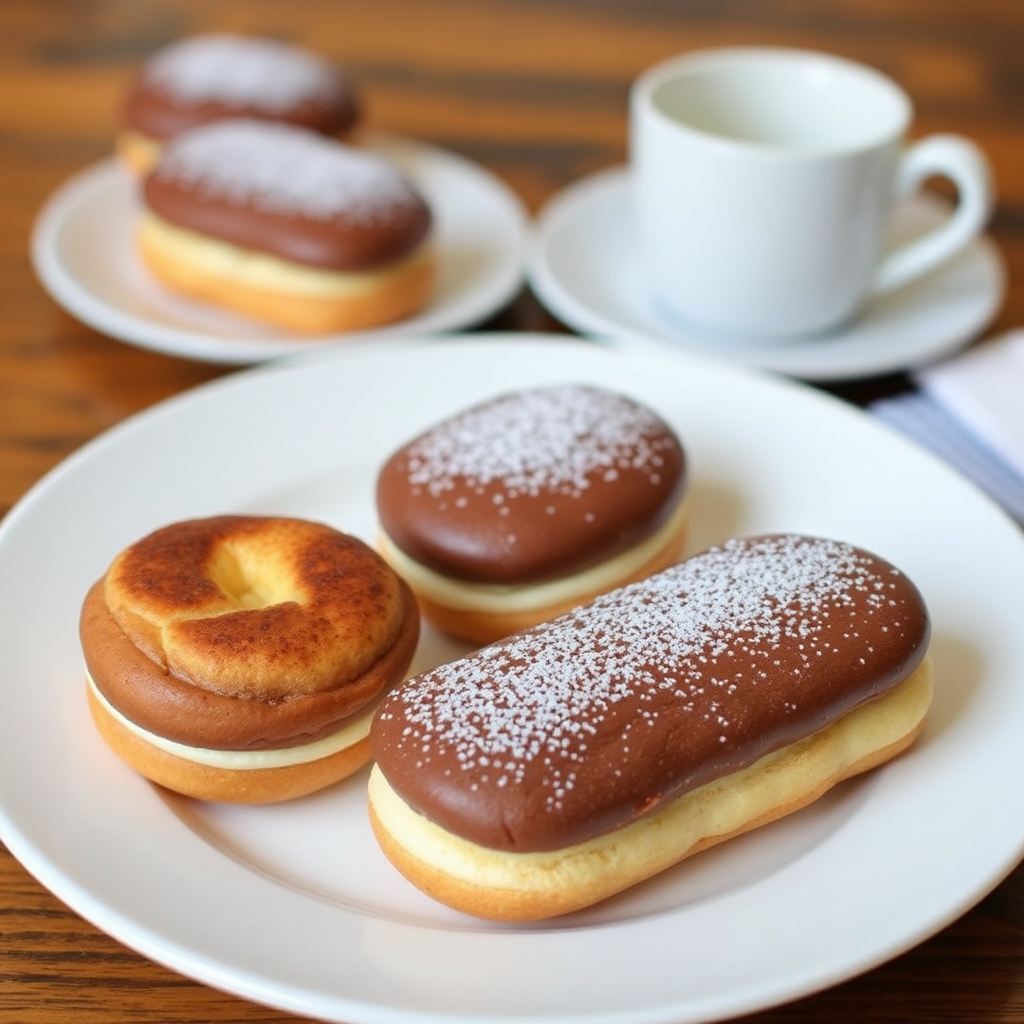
[630, 46, 912, 158]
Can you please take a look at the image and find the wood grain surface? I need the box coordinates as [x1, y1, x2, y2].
[2, 1, 1023, 1021]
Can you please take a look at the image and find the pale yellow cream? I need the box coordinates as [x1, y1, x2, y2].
[368, 657, 933, 905]
[377, 495, 690, 615]
[139, 211, 433, 296]
[87, 671, 373, 770]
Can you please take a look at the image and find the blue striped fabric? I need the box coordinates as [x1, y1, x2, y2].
[872, 390, 1024, 525]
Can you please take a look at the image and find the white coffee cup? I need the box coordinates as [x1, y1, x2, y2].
[630, 47, 993, 340]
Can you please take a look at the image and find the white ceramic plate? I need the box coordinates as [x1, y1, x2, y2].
[528, 167, 1006, 381]
[2, 335, 1024, 1024]
[30, 136, 529, 364]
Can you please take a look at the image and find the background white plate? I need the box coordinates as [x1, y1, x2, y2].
[30, 136, 529, 364]
[2, 335, 1024, 1024]
[528, 168, 1006, 381]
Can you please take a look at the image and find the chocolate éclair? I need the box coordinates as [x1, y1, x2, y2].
[368, 534, 933, 919]
[119, 33, 359, 174]
[137, 119, 435, 332]
[143, 119, 432, 271]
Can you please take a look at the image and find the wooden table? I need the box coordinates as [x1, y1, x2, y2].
[2, 2, 1023, 1021]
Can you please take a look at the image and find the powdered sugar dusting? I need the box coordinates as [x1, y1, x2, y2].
[403, 385, 676, 499]
[154, 120, 422, 225]
[143, 34, 344, 111]
[380, 536, 918, 814]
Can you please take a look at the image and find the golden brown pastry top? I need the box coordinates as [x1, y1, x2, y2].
[375, 384, 687, 584]
[123, 33, 359, 142]
[371, 534, 930, 852]
[83, 515, 420, 750]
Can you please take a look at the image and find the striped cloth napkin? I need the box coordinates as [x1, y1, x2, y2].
[872, 330, 1024, 525]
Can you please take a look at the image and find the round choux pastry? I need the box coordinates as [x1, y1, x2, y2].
[81, 515, 420, 803]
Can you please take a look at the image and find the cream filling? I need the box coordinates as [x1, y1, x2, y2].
[377, 495, 689, 615]
[117, 130, 163, 174]
[139, 211, 433, 296]
[369, 656, 934, 897]
[87, 671, 373, 770]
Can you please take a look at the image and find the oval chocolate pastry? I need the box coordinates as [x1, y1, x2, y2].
[137, 119, 435, 333]
[375, 383, 689, 644]
[369, 533, 932, 920]
[118, 33, 360, 175]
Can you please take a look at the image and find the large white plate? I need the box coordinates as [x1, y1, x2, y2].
[528, 167, 1006, 381]
[30, 136, 529, 364]
[2, 335, 1024, 1023]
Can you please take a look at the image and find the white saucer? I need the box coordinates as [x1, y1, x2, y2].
[528, 167, 1006, 381]
[30, 134, 529, 365]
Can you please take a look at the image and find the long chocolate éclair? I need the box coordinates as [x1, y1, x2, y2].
[368, 534, 933, 919]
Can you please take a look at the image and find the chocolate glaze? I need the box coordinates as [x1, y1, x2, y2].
[375, 385, 687, 584]
[143, 120, 432, 270]
[371, 535, 930, 852]
[82, 516, 420, 750]
[123, 34, 359, 142]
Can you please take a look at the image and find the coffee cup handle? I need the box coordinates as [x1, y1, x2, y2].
[871, 135, 993, 296]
